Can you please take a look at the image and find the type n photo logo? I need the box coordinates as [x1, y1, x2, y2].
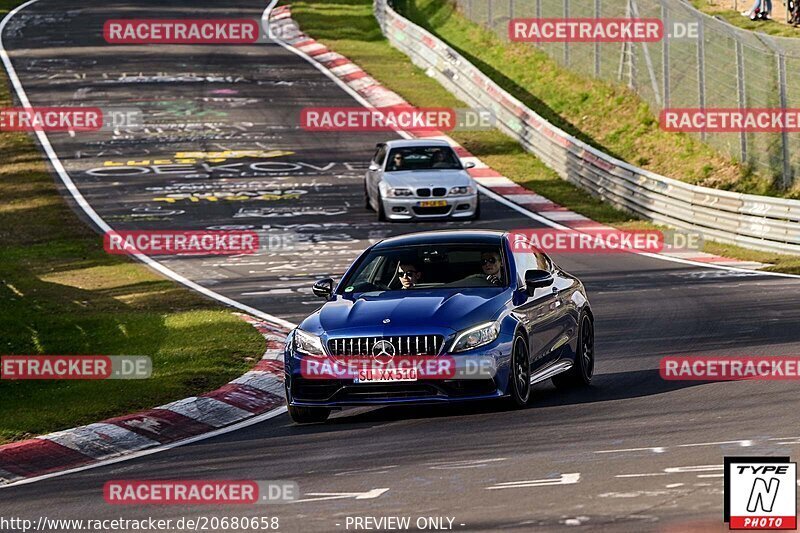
[725, 457, 797, 530]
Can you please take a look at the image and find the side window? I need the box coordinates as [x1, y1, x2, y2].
[513, 249, 551, 286]
[373, 145, 387, 166]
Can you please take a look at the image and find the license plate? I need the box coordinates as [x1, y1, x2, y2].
[419, 200, 447, 207]
[354, 368, 418, 383]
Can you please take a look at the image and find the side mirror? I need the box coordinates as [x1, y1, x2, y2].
[524, 269, 554, 294]
[464, 161, 476, 169]
[368, 163, 380, 171]
[312, 278, 334, 299]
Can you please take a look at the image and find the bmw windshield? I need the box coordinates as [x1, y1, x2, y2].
[386, 146, 462, 172]
[339, 244, 510, 294]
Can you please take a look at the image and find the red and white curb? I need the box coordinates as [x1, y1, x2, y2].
[0, 314, 287, 487]
[269, 5, 766, 271]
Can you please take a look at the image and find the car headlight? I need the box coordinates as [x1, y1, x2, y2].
[450, 321, 500, 353]
[379, 183, 414, 197]
[449, 186, 474, 195]
[294, 329, 327, 358]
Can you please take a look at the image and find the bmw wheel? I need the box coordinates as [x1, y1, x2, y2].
[376, 196, 387, 222]
[288, 404, 330, 424]
[508, 332, 531, 406]
[552, 313, 594, 389]
[364, 182, 373, 211]
[470, 198, 481, 221]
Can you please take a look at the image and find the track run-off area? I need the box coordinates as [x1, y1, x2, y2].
[2, 0, 800, 530]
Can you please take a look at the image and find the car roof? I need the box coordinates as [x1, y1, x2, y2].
[372, 230, 507, 249]
[382, 139, 452, 149]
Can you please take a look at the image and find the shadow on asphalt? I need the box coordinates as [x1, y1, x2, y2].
[287, 368, 715, 429]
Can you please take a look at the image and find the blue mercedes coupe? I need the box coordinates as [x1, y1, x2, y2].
[283, 230, 594, 423]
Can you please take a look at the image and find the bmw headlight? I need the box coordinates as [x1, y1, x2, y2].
[450, 321, 500, 353]
[380, 183, 413, 197]
[449, 186, 474, 196]
[294, 329, 327, 358]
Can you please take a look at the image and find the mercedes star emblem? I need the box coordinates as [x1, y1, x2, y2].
[372, 340, 396, 359]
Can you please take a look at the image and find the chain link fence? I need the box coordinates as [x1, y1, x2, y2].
[453, 0, 800, 190]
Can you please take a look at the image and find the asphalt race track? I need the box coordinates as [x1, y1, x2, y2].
[3, 1, 800, 531]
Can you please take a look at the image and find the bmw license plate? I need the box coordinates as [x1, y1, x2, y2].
[419, 200, 447, 207]
[354, 368, 418, 383]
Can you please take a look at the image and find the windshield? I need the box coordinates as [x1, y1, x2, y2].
[386, 146, 462, 172]
[339, 244, 509, 293]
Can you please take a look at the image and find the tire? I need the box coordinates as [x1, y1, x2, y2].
[507, 332, 531, 407]
[287, 404, 330, 424]
[552, 313, 594, 389]
[364, 182, 373, 211]
[376, 196, 387, 222]
[470, 198, 481, 221]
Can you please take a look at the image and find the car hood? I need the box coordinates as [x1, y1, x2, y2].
[382, 169, 472, 188]
[300, 288, 510, 336]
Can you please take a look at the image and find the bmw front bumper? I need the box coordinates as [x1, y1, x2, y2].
[380, 194, 478, 221]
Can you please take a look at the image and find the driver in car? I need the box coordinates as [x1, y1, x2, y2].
[397, 262, 423, 289]
[481, 251, 504, 286]
[390, 152, 405, 171]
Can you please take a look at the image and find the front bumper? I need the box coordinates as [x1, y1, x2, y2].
[380, 193, 477, 220]
[284, 334, 512, 407]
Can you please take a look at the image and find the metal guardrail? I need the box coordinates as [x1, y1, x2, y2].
[374, 0, 800, 255]
[453, 0, 800, 192]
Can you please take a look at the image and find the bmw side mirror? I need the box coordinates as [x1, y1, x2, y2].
[464, 161, 476, 169]
[312, 278, 334, 299]
[524, 269, 554, 294]
[368, 163, 380, 171]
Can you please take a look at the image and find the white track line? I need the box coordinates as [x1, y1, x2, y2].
[0, 0, 297, 329]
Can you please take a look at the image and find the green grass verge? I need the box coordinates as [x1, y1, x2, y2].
[0, 32, 266, 443]
[691, 0, 800, 38]
[287, 0, 800, 274]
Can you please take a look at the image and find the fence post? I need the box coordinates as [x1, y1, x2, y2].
[594, 0, 601, 76]
[536, 0, 541, 18]
[564, 0, 570, 66]
[758, 33, 794, 189]
[777, 50, 793, 189]
[696, 14, 706, 141]
[661, 0, 670, 108]
[735, 39, 747, 164]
